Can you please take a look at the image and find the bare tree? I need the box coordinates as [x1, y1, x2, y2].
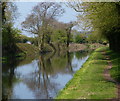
[22, 2, 64, 52]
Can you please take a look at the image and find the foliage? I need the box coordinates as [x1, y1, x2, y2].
[86, 33, 99, 43]
[76, 2, 120, 52]
[52, 29, 67, 44]
[2, 24, 14, 47]
[2, 2, 19, 56]
[74, 33, 87, 43]
[68, 2, 120, 51]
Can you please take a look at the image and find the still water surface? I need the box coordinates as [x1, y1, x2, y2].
[3, 51, 89, 99]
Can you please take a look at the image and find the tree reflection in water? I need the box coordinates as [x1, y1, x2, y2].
[2, 50, 89, 99]
[22, 52, 64, 99]
[2, 56, 20, 100]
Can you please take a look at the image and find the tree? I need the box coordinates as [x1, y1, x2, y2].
[22, 2, 64, 52]
[2, 2, 19, 56]
[83, 2, 120, 52]
[69, 2, 120, 52]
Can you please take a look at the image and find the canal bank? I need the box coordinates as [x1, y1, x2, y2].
[56, 47, 118, 99]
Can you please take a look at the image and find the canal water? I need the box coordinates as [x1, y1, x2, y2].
[2, 50, 89, 99]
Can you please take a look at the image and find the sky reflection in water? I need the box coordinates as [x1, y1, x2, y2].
[3, 51, 89, 99]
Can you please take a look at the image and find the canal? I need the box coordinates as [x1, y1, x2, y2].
[2, 50, 90, 99]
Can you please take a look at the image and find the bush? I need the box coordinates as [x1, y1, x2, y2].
[74, 34, 87, 43]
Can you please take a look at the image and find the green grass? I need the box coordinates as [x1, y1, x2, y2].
[105, 49, 120, 82]
[2, 43, 39, 63]
[16, 43, 39, 56]
[56, 47, 117, 99]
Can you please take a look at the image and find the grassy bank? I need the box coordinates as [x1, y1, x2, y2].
[56, 47, 117, 99]
[16, 43, 39, 57]
[2, 43, 39, 63]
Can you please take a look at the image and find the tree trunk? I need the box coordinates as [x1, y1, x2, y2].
[49, 42, 56, 52]
[40, 33, 44, 53]
[115, 32, 120, 52]
[67, 33, 70, 48]
[66, 27, 72, 48]
[67, 51, 73, 72]
[108, 32, 120, 52]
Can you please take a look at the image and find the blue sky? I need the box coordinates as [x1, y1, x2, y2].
[15, 2, 79, 37]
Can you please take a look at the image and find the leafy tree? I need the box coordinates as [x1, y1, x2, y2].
[2, 2, 19, 55]
[69, 2, 120, 52]
[22, 2, 64, 52]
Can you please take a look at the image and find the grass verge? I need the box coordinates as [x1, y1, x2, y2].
[56, 47, 117, 99]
